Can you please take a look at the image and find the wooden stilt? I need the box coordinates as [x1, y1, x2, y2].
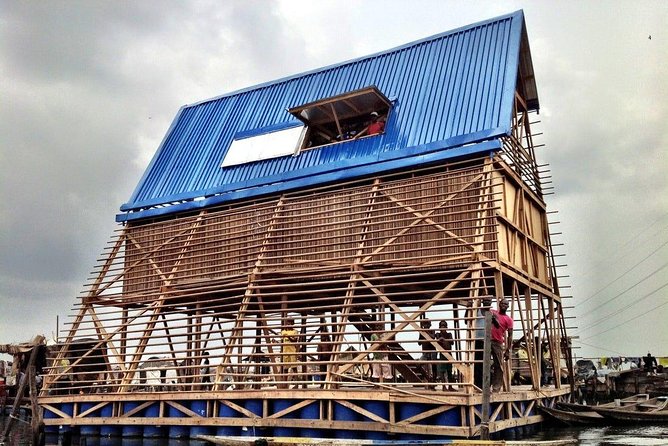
[480, 311, 493, 440]
[29, 365, 43, 446]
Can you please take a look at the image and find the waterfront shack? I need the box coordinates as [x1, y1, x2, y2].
[39, 10, 574, 440]
[1, 336, 46, 443]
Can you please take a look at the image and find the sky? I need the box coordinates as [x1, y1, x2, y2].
[1, 0, 666, 362]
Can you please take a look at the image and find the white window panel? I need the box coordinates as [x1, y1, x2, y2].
[221, 125, 304, 167]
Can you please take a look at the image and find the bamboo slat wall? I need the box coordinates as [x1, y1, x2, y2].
[493, 167, 550, 283]
[121, 164, 499, 297]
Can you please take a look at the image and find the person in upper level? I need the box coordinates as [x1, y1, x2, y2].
[367, 111, 385, 135]
[370, 322, 393, 383]
[437, 320, 455, 390]
[418, 319, 437, 382]
[280, 318, 299, 387]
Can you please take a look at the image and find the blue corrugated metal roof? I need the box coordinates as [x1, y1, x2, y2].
[118, 10, 535, 222]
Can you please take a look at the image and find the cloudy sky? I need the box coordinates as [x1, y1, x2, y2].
[1, 0, 666, 361]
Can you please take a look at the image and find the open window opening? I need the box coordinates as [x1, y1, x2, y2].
[288, 86, 392, 151]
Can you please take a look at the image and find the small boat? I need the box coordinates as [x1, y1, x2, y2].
[555, 401, 592, 412]
[591, 396, 668, 423]
[538, 405, 605, 426]
[556, 393, 650, 412]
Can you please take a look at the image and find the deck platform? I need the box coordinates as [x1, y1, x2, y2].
[40, 385, 570, 439]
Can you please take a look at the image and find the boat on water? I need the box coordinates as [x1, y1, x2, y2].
[556, 393, 651, 412]
[590, 395, 668, 423]
[538, 405, 605, 426]
[540, 394, 658, 426]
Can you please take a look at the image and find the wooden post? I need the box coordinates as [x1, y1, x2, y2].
[0, 371, 6, 415]
[29, 364, 43, 446]
[480, 310, 492, 440]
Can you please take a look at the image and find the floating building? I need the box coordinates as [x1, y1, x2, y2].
[40, 10, 574, 440]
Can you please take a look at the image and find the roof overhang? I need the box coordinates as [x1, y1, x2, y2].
[517, 21, 539, 111]
[117, 138, 503, 223]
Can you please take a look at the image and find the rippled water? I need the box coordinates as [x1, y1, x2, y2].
[3, 417, 668, 446]
[526, 424, 668, 446]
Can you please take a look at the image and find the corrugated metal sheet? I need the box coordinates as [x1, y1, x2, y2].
[120, 10, 535, 221]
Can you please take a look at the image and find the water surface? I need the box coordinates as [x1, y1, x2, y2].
[3, 417, 668, 446]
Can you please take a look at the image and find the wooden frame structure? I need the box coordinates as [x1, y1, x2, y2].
[39, 88, 573, 439]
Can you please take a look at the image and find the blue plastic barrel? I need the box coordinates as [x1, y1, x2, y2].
[80, 402, 101, 436]
[271, 399, 296, 438]
[42, 406, 59, 434]
[362, 400, 388, 440]
[189, 400, 212, 437]
[143, 402, 164, 437]
[299, 401, 321, 438]
[168, 402, 189, 439]
[332, 402, 359, 439]
[240, 400, 263, 437]
[99, 403, 120, 437]
[58, 403, 74, 435]
[121, 401, 142, 437]
[397, 403, 426, 440]
[217, 402, 240, 436]
[435, 402, 461, 428]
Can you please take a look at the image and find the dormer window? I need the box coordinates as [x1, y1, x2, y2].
[220, 87, 392, 169]
[288, 86, 392, 151]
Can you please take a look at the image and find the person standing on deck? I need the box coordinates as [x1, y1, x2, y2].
[419, 319, 437, 382]
[281, 318, 299, 387]
[437, 320, 455, 390]
[474, 297, 492, 389]
[370, 322, 393, 383]
[200, 352, 211, 388]
[490, 298, 513, 392]
[644, 352, 658, 374]
[317, 319, 332, 382]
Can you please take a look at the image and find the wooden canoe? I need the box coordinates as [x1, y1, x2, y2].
[538, 405, 605, 426]
[591, 396, 668, 423]
[557, 393, 651, 413]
